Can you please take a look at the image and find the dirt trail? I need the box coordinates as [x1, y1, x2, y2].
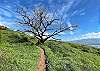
[36, 48, 46, 71]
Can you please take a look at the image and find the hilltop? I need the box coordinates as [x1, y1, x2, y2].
[0, 28, 100, 71]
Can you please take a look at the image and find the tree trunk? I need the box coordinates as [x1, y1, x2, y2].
[35, 40, 41, 45]
[35, 39, 47, 45]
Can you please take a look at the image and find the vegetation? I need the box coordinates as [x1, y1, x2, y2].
[42, 41, 100, 71]
[0, 29, 40, 71]
[0, 29, 100, 71]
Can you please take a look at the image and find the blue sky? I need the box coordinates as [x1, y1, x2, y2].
[0, 0, 100, 41]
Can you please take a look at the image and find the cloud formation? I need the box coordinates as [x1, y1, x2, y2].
[72, 32, 100, 41]
[0, 8, 12, 17]
[82, 32, 100, 39]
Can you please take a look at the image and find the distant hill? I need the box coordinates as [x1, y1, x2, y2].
[71, 38, 100, 45]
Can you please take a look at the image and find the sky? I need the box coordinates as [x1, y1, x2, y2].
[0, 0, 100, 41]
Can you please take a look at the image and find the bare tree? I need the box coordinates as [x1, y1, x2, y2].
[16, 7, 77, 45]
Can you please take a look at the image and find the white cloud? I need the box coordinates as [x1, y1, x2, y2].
[0, 21, 11, 28]
[79, 12, 86, 16]
[59, 32, 66, 35]
[72, 32, 100, 41]
[71, 10, 78, 16]
[0, 23, 6, 27]
[60, 0, 75, 16]
[67, 22, 74, 35]
[68, 22, 74, 30]
[25, 32, 34, 36]
[0, 8, 12, 17]
[33, 2, 42, 8]
[46, 12, 54, 20]
[43, 32, 49, 39]
[78, 9, 86, 16]
[66, 0, 75, 11]
[48, 0, 53, 4]
[79, 9, 85, 13]
[81, 32, 100, 39]
[72, 0, 82, 7]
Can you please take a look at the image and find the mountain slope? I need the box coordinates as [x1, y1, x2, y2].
[0, 29, 100, 71]
[71, 38, 100, 45]
[42, 41, 100, 71]
[0, 29, 40, 71]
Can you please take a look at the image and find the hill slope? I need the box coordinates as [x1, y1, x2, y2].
[0, 29, 100, 71]
[71, 38, 100, 45]
[43, 41, 100, 71]
[0, 29, 40, 71]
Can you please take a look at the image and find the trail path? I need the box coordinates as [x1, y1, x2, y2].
[36, 48, 46, 71]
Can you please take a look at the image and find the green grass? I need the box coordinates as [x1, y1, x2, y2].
[0, 29, 40, 71]
[42, 41, 100, 71]
[1, 29, 100, 71]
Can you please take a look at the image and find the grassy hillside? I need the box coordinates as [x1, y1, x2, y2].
[0, 29, 40, 71]
[42, 41, 100, 71]
[0, 29, 100, 71]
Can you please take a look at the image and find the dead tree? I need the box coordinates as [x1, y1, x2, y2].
[16, 7, 77, 45]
